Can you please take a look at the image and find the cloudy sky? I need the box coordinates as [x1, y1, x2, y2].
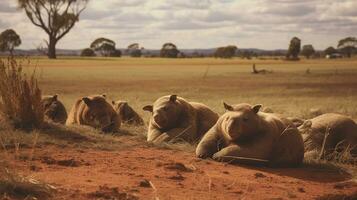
[0, 0, 356, 50]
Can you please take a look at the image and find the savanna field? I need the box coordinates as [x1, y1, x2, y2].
[1, 57, 357, 200]
[29, 57, 357, 119]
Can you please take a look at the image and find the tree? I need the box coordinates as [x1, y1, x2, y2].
[287, 37, 301, 60]
[0, 29, 21, 55]
[160, 43, 180, 58]
[80, 48, 95, 57]
[127, 43, 142, 57]
[301, 44, 315, 59]
[324, 46, 338, 56]
[90, 38, 116, 57]
[17, 0, 89, 59]
[214, 45, 238, 58]
[338, 37, 357, 58]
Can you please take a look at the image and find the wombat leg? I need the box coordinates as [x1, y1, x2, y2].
[147, 128, 164, 142]
[151, 128, 190, 144]
[196, 129, 220, 158]
[152, 133, 171, 144]
[213, 145, 269, 165]
[212, 145, 242, 162]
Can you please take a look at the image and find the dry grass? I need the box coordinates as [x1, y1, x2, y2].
[0, 122, 145, 153]
[301, 126, 357, 179]
[0, 57, 44, 130]
[0, 166, 56, 199]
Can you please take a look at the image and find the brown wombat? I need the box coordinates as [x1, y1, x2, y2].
[196, 103, 304, 167]
[143, 95, 219, 144]
[299, 113, 357, 158]
[41, 94, 67, 124]
[112, 100, 144, 126]
[66, 94, 121, 132]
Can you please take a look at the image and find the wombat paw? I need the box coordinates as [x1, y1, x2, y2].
[197, 153, 210, 159]
[212, 154, 224, 162]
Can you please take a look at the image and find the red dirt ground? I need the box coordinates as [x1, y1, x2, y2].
[3, 135, 357, 200]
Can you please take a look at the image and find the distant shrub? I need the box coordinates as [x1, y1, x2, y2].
[127, 43, 142, 57]
[80, 48, 95, 57]
[90, 37, 117, 57]
[160, 43, 180, 58]
[286, 37, 301, 60]
[301, 44, 315, 59]
[0, 57, 44, 130]
[214, 45, 238, 58]
[130, 49, 142, 57]
[109, 49, 122, 57]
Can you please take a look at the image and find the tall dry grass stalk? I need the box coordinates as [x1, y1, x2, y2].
[0, 168, 56, 199]
[0, 57, 44, 130]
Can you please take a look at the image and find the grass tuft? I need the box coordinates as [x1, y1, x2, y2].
[0, 167, 56, 199]
[0, 57, 44, 130]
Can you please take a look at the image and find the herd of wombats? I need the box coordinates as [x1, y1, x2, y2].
[41, 94, 357, 167]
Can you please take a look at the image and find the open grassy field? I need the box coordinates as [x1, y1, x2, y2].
[1, 56, 357, 199]
[25, 57, 357, 120]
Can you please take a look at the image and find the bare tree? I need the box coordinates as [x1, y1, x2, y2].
[18, 0, 89, 59]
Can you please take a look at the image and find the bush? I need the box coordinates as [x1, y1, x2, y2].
[0, 57, 44, 130]
[80, 48, 95, 57]
[214, 45, 237, 58]
[130, 49, 142, 57]
[109, 49, 122, 57]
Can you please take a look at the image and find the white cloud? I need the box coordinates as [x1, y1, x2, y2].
[0, 0, 356, 50]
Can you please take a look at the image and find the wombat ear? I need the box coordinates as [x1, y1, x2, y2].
[252, 104, 262, 114]
[223, 102, 233, 111]
[53, 94, 58, 101]
[143, 105, 153, 112]
[169, 95, 177, 102]
[82, 97, 92, 106]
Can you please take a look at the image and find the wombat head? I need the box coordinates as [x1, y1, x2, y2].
[143, 95, 182, 129]
[82, 94, 117, 132]
[42, 94, 63, 118]
[42, 94, 59, 110]
[112, 100, 135, 121]
[221, 102, 262, 142]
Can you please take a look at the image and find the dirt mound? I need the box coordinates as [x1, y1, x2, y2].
[316, 192, 357, 200]
[88, 185, 138, 200]
[40, 156, 89, 167]
[160, 162, 194, 172]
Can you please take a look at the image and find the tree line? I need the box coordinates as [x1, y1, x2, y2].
[0, 0, 356, 59]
